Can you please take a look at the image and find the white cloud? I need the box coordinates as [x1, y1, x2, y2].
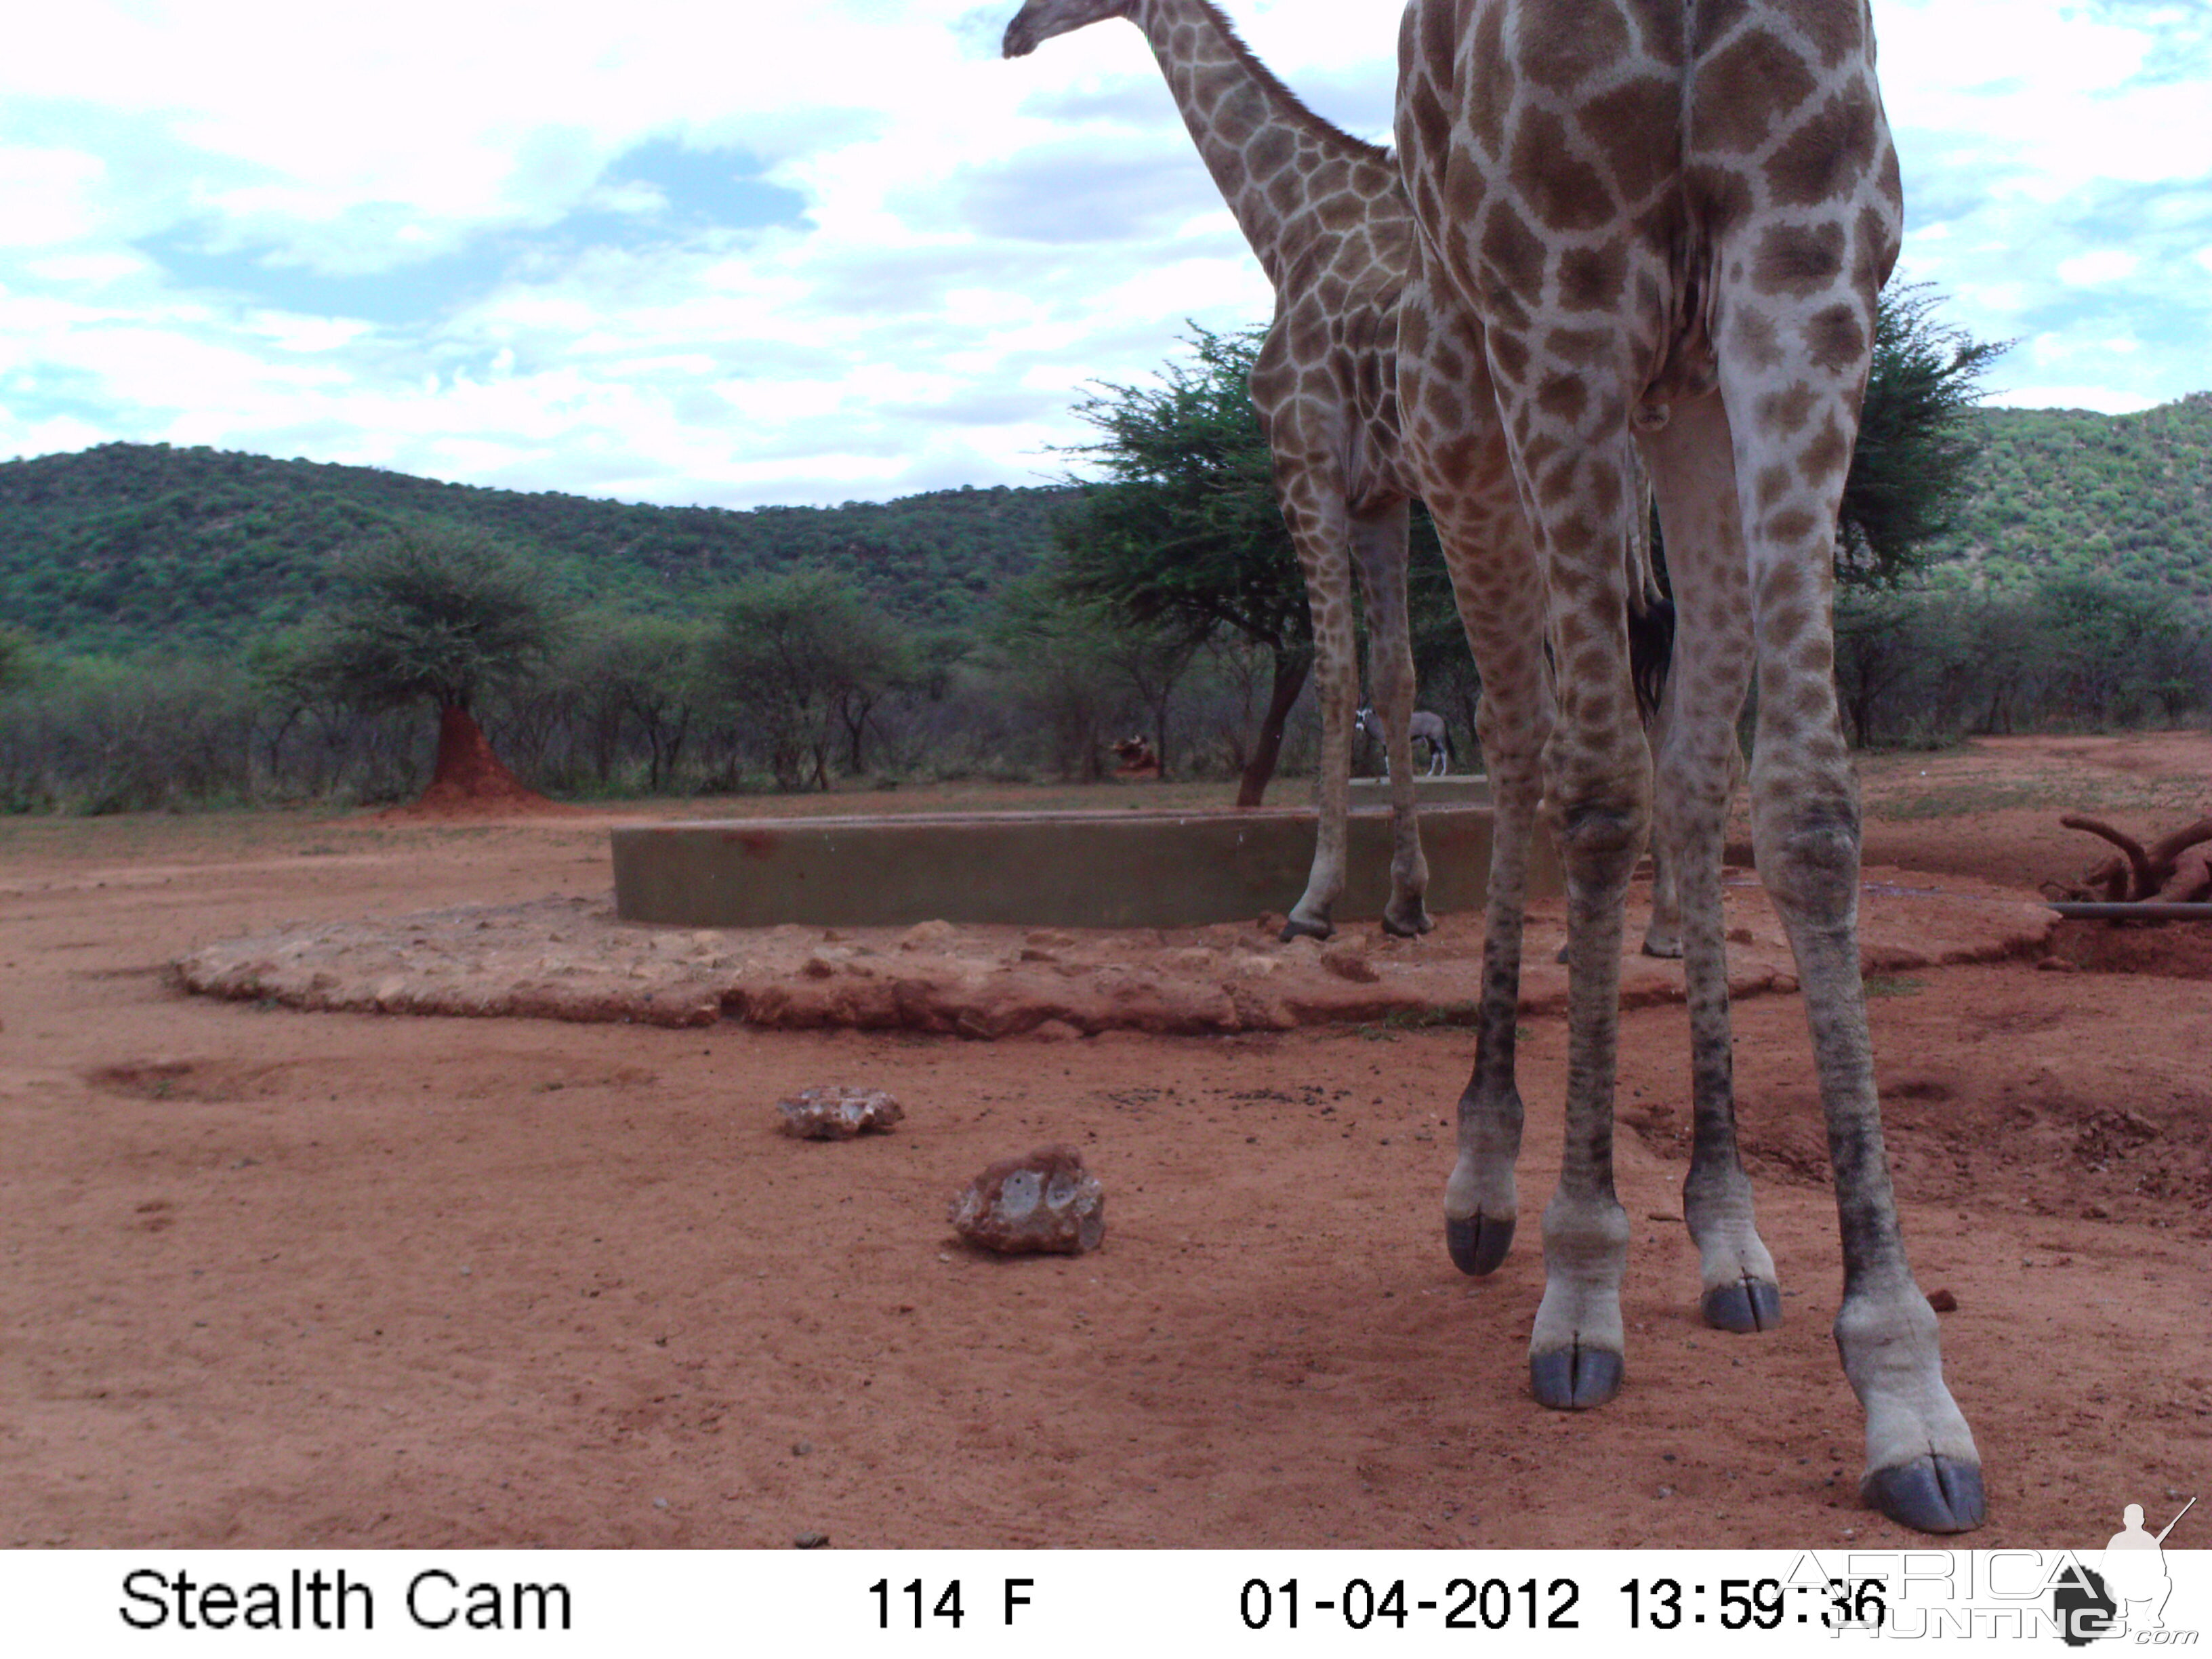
[0, 0, 2205, 505]
[0, 148, 108, 247]
[2055, 250, 2142, 285]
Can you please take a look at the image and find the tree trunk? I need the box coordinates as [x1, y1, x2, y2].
[417, 702, 548, 808]
[1235, 645, 1311, 808]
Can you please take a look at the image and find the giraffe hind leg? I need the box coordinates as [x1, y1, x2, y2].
[1282, 483, 1360, 942]
[1436, 508, 1549, 1276]
[1352, 500, 1435, 939]
[1640, 839, 1683, 958]
[1513, 422, 1648, 1410]
[1715, 282, 1984, 1529]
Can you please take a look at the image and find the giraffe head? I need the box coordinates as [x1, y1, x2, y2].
[1002, 0, 1132, 58]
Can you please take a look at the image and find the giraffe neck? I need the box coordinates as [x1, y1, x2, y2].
[1127, 0, 1383, 291]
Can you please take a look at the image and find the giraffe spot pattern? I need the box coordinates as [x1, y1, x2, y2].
[1769, 85, 1881, 208]
[1695, 28, 1821, 152]
[1751, 221, 1846, 295]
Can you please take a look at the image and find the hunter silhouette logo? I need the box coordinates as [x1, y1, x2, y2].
[2053, 1496, 2196, 1646]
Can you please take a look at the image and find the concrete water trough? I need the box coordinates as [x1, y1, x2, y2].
[612, 787, 1555, 930]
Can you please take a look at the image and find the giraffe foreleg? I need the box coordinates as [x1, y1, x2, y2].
[1352, 499, 1433, 937]
[1638, 394, 1780, 1334]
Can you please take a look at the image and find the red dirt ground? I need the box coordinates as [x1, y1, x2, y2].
[1, 732, 2206, 1550]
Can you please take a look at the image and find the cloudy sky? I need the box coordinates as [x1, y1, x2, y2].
[2, 0, 2207, 509]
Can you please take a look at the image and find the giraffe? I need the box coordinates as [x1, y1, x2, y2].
[1393, 0, 1986, 1532]
[1003, 0, 1438, 940]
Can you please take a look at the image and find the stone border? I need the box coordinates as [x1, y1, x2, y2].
[174, 870, 2056, 1038]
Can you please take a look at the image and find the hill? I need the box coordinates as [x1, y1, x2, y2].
[4, 392, 2209, 656]
[0, 443, 1072, 655]
[1927, 392, 2212, 601]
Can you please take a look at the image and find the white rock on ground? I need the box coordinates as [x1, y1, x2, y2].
[776, 1086, 904, 1141]
[949, 1145, 1105, 1255]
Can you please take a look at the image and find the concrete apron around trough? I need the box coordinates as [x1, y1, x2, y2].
[174, 867, 2056, 1040]
[611, 795, 1532, 932]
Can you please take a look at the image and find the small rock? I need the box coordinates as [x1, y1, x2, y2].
[1025, 930, 1076, 949]
[899, 920, 959, 951]
[949, 1145, 1105, 1255]
[2036, 956, 2079, 974]
[1027, 1019, 1084, 1043]
[793, 1531, 829, 1549]
[1926, 1288, 1958, 1313]
[1319, 944, 1380, 983]
[1726, 926, 1755, 945]
[791, 1441, 812, 1456]
[777, 1085, 904, 1140]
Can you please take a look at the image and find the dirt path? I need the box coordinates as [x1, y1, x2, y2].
[2, 733, 2206, 1549]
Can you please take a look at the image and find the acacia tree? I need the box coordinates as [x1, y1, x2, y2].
[563, 613, 712, 791]
[704, 569, 910, 790]
[1837, 283, 2009, 587]
[304, 525, 566, 805]
[989, 574, 1200, 780]
[1054, 327, 1315, 804]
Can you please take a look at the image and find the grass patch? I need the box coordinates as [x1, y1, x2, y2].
[1864, 975, 1927, 998]
[1868, 783, 2062, 821]
[1362, 1002, 1483, 1033]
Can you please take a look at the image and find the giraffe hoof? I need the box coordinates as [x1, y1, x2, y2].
[1530, 1345, 1622, 1410]
[1280, 916, 1334, 943]
[1641, 936, 1683, 960]
[1380, 905, 1434, 939]
[1446, 1213, 1515, 1275]
[1863, 1455, 1986, 1534]
[1701, 1279, 1784, 1333]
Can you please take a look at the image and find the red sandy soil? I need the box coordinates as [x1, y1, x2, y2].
[1, 731, 2207, 1550]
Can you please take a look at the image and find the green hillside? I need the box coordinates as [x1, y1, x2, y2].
[1927, 392, 2212, 600]
[0, 443, 1071, 654]
[3, 390, 2209, 657]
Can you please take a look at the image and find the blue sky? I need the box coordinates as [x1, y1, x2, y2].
[1, 0, 2207, 509]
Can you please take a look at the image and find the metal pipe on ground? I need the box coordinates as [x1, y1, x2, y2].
[2047, 902, 2212, 922]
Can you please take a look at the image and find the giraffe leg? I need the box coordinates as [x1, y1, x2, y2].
[1281, 481, 1361, 943]
[1641, 840, 1683, 958]
[1398, 278, 1551, 1275]
[1716, 298, 1984, 1532]
[1446, 654, 1546, 1275]
[1351, 499, 1433, 937]
[1419, 468, 1550, 1277]
[1637, 394, 1780, 1335]
[1504, 412, 1647, 1410]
